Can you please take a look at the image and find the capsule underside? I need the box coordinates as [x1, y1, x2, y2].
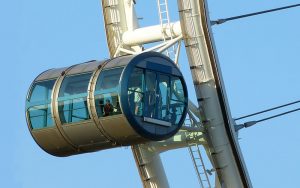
[25, 52, 188, 157]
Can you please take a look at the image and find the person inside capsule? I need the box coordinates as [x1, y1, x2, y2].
[133, 87, 141, 115]
[103, 99, 114, 116]
[144, 71, 156, 118]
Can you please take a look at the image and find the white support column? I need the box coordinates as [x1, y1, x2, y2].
[122, 0, 143, 52]
[122, 0, 139, 31]
[132, 145, 170, 188]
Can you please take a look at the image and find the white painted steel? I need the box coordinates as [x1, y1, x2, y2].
[132, 145, 169, 188]
[101, 0, 142, 57]
[177, 0, 252, 187]
[149, 130, 206, 153]
[156, 35, 183, 53]
[122, 21, 182, 45]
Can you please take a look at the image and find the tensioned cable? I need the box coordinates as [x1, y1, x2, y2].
[235, 100, 300, 121]
[254, 107, 300, 124]
[211, 3, 300, 25]
[236, 107, 300, 131]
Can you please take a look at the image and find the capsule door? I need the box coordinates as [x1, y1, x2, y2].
[143, 71, 175, 128]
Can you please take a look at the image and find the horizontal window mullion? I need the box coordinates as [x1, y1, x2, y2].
[170, 99, 185, 103]
[57, 94, 88, 101]
[94, 89, 119, 96]
[26, 101, 51, 108]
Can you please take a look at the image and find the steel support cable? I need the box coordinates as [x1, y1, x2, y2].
[236, 107, 300, 131]
[254, 107, 300, 124]
[211, 3, 300, 25]
[235, 100, 300, 121]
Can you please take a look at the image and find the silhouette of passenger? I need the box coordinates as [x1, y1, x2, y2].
[145, 74, 156, 118]
[134, 87, 142, 115]
[170, 106, 178, 124]
[104, 99, 114, 116]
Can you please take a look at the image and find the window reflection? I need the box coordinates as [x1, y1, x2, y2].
[58, 73, 91, 124]
[95, 93, 121, 117]
[27, 79, 55, 129]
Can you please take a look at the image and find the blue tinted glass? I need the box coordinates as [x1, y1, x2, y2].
[58, 98, 89, 123]
[169, 100, 185, 124]
[157, 74, 170, 121]
[28, 104, 53, 129]
[94, 68, 123, 117]
[127, 69, 186, 126]
[29, 80, 55, 103]
[170, 76, 186, 125]
[27, 80, 55, 129]
[95, 68, 123, 92]
[128, 68, 144, 116]
[144, 71, 157, 118]
[95, 93, 121, 117]
[171, 77, 185, 102]
[59, 73, 91, 97]
[58, 73, 92, 124]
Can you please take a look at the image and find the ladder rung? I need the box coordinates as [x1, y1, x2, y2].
[190, 65, 203, 69]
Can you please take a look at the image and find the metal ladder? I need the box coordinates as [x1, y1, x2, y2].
[188, 144, 212, 188]
[157, 0, 171, 41]
[156, 0, 177, 61]
[183, 109, 211, 188]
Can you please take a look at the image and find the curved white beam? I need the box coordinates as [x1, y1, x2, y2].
[177, 0, 252, 187]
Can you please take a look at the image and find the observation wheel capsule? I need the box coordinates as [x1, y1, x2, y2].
[25, 52, 188, 157]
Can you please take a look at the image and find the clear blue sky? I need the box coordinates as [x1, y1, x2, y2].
[1, 1, 300, 187]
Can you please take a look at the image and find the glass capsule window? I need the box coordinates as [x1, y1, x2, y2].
[58, 73, 91, 124]
[128, 68, 145, 116]
[144, 71, 157, 119]
[27, 79, 56, 129]
[95, 67, 123, 117]
[128, 68, 186, 126]
[157, 74, 170, 121]
[170, 77, 186, 125]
